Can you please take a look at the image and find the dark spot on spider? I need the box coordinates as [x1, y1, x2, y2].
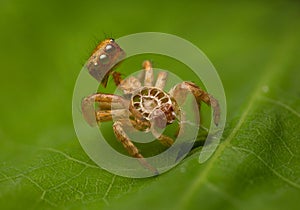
[133, 95, 141, 102]
[161, 97, 168, 103]
[157, 92, 164, 99]
[150, 89, 158, 96]
[141, 89, 148, 95]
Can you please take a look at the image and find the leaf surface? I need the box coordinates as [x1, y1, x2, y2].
[0, 1, 300, 210]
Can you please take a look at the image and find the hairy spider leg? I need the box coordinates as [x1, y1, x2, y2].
[143, 60, 154, 87]
[81, 93, 128, 126]
[95, 109, 130, 122]
[169, 81, 220, 126]
[113, 121, 159, 175]
[155, 71, 168, 90]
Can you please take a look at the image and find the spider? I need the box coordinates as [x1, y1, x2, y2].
[82, 38, 220, 174]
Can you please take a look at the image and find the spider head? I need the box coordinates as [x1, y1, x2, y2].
[86, 38, 126, 87]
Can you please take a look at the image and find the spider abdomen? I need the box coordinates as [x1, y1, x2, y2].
[130, 87, 176, 123]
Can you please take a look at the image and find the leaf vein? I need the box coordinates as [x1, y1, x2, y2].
[102, 174, 116, 206]
[262, 96, 300, 118]
[231, 146, 300, 189]
[42, 148, 99, 169]
[47, 166, 88, 191]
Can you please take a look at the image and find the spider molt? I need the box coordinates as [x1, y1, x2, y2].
[82, 38, 220, 175]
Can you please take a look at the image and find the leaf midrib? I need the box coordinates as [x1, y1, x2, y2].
[175, 29, 297, 210]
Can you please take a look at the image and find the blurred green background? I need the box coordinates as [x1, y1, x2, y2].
[0, 0, 300, 209]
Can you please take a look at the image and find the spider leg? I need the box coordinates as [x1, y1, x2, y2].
[111, 71, 123, 86]
[111, 70, 142, 95]
[155, 71, 168, 90]
[156, 134, 174, 147]
[113, 60, 156, 94]
[95, 109, 130, 122]
[121, 118, 173, 148]
[125, 118, 151, 132]
[169, 81, 220, 126]
[81, 93, 128, 126]
[137, 69, 145, 83]
[143, 60, 154, 87]
[113, 121, 159, 175]
[150, 118, 174, 147]
[108, 60, 126, 87]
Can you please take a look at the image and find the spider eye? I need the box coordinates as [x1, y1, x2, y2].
[99, 54, 109, 64]
[109, 38, 114, 42]
[105, 44, 115, 54]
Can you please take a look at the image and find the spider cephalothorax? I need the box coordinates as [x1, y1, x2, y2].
[82, 39, 220, 174]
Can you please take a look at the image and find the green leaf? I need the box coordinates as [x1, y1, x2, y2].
[104, 30, 300, 210]
[1, 1, 300, 210]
